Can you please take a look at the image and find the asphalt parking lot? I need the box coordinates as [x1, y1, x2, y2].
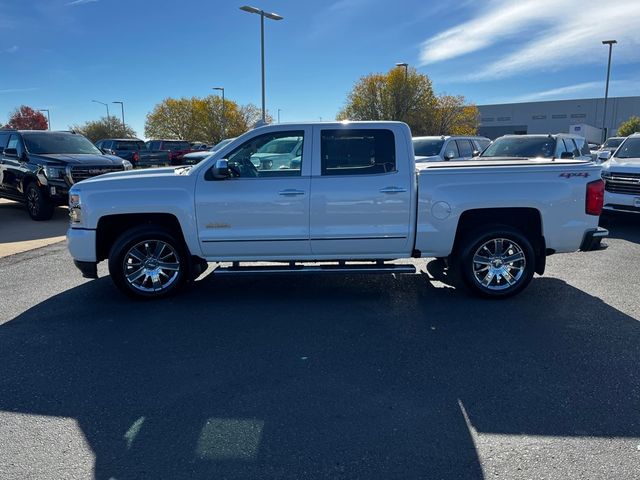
[0, 214, 639, 480]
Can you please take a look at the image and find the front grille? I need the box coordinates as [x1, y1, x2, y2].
[604, 172, 640, 196]
[68, 165, 124, 184]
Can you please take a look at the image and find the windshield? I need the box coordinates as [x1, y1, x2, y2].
[604, 138, 624, 149]
[257, 138, 300, 154]
[481, 137, 556, 158]
[23, 132, 102, 155]
[413, 138, 444, 157]
[614, 138, 640, 158]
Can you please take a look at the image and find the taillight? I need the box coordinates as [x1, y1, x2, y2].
[132, 151, 139, 163]
[586, 179, 604, 216]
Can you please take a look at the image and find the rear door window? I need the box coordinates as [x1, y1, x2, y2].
[456, 140, 474, 157]
[320, 129, 395, 176]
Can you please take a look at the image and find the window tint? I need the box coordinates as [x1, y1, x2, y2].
[574, 137, 591, 156]
[115, 141, 144, 150]
[443, 140, 459, 159]
[603, 138, 624, 149]
[0, 132, 11, 152]
[22, 132, 101, 155]
[161, 141, 191, 151]
[321, 129, 395, 176]
[223, 130, 304, 178]
[473, 139, 491, 151]
[456, 140, 474, 157]
[557, 139, 570, 157]
[482, 137, 556, 158]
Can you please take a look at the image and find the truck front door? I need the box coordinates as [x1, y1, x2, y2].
[195, 128, 312, 259]
[309, 126, 413, 257]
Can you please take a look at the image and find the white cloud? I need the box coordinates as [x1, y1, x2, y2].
[511, 80, 640, 103]
[419, 0, 640, 80]
[65, 0, 98, 5]
[4, 45, 17, 53]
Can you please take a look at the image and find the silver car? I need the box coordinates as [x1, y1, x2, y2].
[413, 135, 491, 162]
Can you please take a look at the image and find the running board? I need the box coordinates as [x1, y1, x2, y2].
[212, 263, 416, 276]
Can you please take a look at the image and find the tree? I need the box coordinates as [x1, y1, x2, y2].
[336, 68, 479, 136]
[431, 95, 480, 136]
[70, 116, 137, 143]
[337, 67, 437, 135]
[617, 116, 640, 137]
[144, 96, 271, 143]
[7, 105, 48, 130]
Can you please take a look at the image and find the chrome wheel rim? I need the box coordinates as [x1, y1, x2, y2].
[123, 240, 181, 293]
[27, 187, 39, 216]
[472, 238, 526, 291]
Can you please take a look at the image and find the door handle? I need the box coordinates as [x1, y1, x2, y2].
[278, 189, 305, 196]
[379, 186, 407, 194]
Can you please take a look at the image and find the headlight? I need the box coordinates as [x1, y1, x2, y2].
[44, 165, 66, 179]
[69, 190, 82, 223]
[123, 160, 133, 170]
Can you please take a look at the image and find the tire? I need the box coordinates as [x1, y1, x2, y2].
[108, 226, 189, 299]
[453, 225, 535, 299]
[25, 182, 54, 221]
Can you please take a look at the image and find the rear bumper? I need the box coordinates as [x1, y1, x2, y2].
[579, 227, 609, 251]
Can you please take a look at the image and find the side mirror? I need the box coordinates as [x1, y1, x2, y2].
[472, 150, 481, 157]
[210, 159, 230, 179]
[560, 152, 574, 159]
[443, 151, 456, 161]
[4, 147, 18, 157]
[597, 151, 611, 161]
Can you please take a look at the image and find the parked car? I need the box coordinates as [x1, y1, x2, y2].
[600, 133, 640, 215]
[67, 121, 606, 300]
[181, 138, 237, 165]
[480, 134, 592, 161]
[413, 136, 491, 162]
[598, 136, 626, 154]
[0, 129, 131, 220]
[249, 135, 303, 170]
[95, 138, 170, 168]
[146, 139, 194, 165]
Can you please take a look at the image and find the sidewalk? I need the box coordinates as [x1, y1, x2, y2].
[0, 199, 68, 258]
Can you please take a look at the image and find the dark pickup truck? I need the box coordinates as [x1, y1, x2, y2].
[146, 139, 194, 165]
[0, 129, 131, 220]
[95, 138, 170, 168]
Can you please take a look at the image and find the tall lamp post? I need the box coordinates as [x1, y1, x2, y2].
[112, 101, 126, 135]
[601, 40, 617, 142]
[240, 5, 283, 124]
[92, 100, 110, 119]
[277, 108, 281, 123]
[213, 87, 225, 138]
[39, 109, 51, 130]
[396, 62, 409, 120]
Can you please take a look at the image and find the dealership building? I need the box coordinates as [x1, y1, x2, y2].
[477, 96, 640, 141]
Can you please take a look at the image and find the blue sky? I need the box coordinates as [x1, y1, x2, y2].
[2, 0, 639, 139]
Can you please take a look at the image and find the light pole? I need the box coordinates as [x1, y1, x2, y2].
[213, 87, 225, 138]
[277, 108, 281, 123]
[240, 5, 283, 124]
[39, 109, 50, 130]
[92, 99, 109, 119]
[601, 40, 617, 142]
[112, 101, 126, 135]
[396, 62, 409, 120]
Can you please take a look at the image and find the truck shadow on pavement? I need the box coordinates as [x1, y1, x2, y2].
[600, 213, 640, 243]
[1, 273, 639, 479]
[0, 200, 68, 244]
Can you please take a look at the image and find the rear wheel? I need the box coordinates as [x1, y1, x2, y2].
[453, 226, 535, 299]
[25, 182, 54, 221]
[108, 226, 189, 299]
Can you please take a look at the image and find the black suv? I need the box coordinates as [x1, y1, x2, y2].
[0, 129, 132, 220]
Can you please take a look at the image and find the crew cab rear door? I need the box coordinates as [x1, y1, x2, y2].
[195, 127, 312, 259]
[309, 125, 413, 257]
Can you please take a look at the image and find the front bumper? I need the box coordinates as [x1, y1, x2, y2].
[579, 227, 609, 251]
[603, 191, 640, 214]
[67, 227, 97, 262]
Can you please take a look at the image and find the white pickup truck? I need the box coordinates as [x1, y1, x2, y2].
[67, 121, 607, 299]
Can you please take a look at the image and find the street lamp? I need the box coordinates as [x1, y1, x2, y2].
[396, 62, 408, 80]
[213, 87, 225, 138]
[277, 108, 281, 123]
[91, 99, 110, 119]
[240, 5, 283, 123]
[112, 101, 126, 135]
[38, 109, 50, 130]
[601, 40, 617, 142]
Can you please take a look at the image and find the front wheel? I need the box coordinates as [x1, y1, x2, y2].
[25, 182, 54, 221]
[108, 226, 189, 299]
[453, 226, 536, 299]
